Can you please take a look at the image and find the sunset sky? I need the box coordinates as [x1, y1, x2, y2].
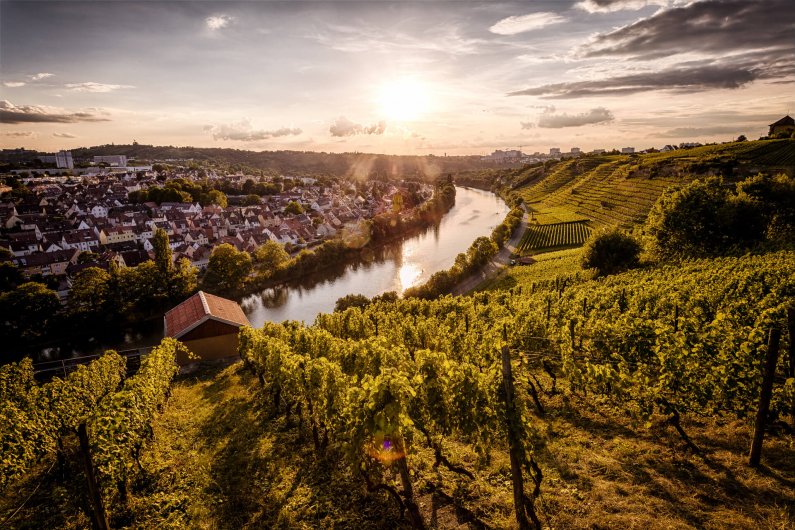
[1, 0, 793, 155]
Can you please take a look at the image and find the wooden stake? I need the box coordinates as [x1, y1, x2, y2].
[749, 328, 781, 468]
[78, 423, 108, 530]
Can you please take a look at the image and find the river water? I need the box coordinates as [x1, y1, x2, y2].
[29, 186, 508, 362]
[241, 186, 510, 324]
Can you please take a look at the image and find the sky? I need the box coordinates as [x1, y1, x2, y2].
[1, 0, 794, 155]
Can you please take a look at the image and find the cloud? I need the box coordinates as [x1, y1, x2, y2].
[507, 62, 772, 98]
[578, 0, 795, 59]
[489, 12, 566, 35]
[206, 119, 302, 141]
[3, 73, 55, 88]
[53, 132, 77, 138]
[0, 100, 111, 124]
[206, 14, 233, 30]
[656, 126, 747, 138]
[532, 107, 615, 128]
[329, 116, 387, 137]
[574, 0, 669, 13]
[28, 72, 54, 81]
[2, 131, 37, 138]
[65, 82, 134, 93]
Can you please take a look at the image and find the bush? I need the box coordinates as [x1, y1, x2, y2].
[581, 229, 641, 276]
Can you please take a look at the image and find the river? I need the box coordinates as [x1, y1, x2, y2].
[29, 186, 508, 362]
[241, 186, 510, 325]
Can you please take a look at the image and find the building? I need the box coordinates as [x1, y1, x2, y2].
[94, 155, 128, 167]
[570, 147, 581, 155]
[621, 147, 635, 154]
[164, 291, 251, 364]
[549, 147, 561, 156]
[55, 151, 74, 169]
[768, 115, 795, 137]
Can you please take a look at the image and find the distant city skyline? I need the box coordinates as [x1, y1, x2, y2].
[1, 0, 793, 155]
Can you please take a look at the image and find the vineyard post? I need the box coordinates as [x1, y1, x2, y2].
[787, 306, 794, 378]
[500, 344, 538, 530]
[77, 423, 109, 530]
[749, 327, 781, 468]
[545, 298, 551, 326]
[674, 305, 679, 333]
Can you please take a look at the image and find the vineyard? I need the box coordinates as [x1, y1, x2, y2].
[512, 139, 795, 229]
[518, 221, 592, 251]
[3, 251, 792, 528]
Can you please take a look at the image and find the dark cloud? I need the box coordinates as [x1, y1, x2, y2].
[329, 116, 387, 137]
[2, 131, 36, 137]
[579, 0, 795, 59]
[507, 62, 777, 99]
[534, 107, 615, 128]
[206, 120, 302, 141]
[0, 100, 110, 124]
[53, 132, 77, 138]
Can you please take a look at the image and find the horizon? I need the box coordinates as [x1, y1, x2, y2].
[1, 0, 794, 155]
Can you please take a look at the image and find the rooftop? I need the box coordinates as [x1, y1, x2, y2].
[164, 290, 250, 339]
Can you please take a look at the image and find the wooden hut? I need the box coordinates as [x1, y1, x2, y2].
[164, 291, 250, 364]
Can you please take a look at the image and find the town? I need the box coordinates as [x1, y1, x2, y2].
[0, 150, 434, 301]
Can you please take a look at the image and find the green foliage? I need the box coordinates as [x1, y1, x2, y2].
[0, 282, 61, 341]
[152, 228, 173, 277]
[202, 244, 252, 293]
[0, 352, 125, 490]
[0, 261, 23, 293]
[284, 200, 304, 215]
[334, 293, 371, 312]
[581, 229, 641, 276]
[68, 267, 111, 319]
[252, 240, 289, 276]
[89, 338, 183, 502]
[646, 174, 794, 258]
[208, 189, 227, 208]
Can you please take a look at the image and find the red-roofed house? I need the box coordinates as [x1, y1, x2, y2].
[164, 291, 250, 363]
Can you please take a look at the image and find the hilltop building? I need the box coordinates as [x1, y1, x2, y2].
[621, 147, 635, 154]
[549, 148, 561, 156]
[769, 115, 795, 137]
[164, 291, 250, 364]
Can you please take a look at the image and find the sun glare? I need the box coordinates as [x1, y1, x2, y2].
[377, 78, 430, 122]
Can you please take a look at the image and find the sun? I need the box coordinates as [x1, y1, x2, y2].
[377, 78, 430, 122]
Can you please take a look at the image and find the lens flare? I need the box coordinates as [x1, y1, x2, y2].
[366, 434, 405, 464]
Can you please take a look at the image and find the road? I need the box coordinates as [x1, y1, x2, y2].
[450, 204, 528, 296]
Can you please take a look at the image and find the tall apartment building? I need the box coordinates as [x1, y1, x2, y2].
[55, 150, 74, 169]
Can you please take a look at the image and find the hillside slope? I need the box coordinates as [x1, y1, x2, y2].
[514, 139, 795, 230]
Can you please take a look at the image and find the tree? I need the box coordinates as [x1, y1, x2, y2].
[737, 135, 747, 142]
[252, 240, 289, 275]
[0, 261, 23, 293]
[153, 228, 173, 277]
[581, 229, 641, 276]
[202, 244, 252, 293]
[208, 189, 228, 208]
[0, 282, 61, 341]
[284, 200, 304, 215]
[334, 293, 371, 312]
[77, 251, 100, 264]
[68, 267, 111, 319]
[243, 194, 261, 206]
[169, 257, 198, 301]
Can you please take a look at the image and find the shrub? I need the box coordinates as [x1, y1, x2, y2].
[581, 229, 641, 276]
